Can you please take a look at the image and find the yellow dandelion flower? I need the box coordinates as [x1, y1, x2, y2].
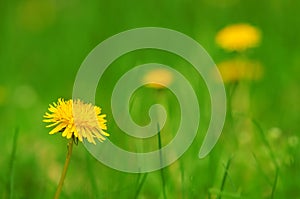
[143, 69, 173, 89]
[43, 98, 109, 144]
[217, 59, 263, 83]
[216, 23, 261, 51]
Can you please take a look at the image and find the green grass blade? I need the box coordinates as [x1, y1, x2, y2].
[252, 119, 280, 198]
[180, 162, 185, 199]
[218, 156, 233, 199]
[157, 123, 167, 199]
[7, 128, 19, 199]
[252, 119, 279, 169]
[271, 168, 279, 199]
[134, 173, 148, 199]
[251, 152, 273, 186]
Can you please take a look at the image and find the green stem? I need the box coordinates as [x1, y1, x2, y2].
[271, 168, 279, 199]
[157, 123, 167, 199]
[8, 128, 19, 199]
[227, 81, 238, 121]
[134, 173, 148, 199]
[218, 157, 232, 199]
[54, 139, 73, 199]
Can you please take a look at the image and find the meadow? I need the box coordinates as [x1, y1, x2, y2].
[1, 0, 300, 198]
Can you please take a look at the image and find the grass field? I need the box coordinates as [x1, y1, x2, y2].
[1, 0, 300, 198]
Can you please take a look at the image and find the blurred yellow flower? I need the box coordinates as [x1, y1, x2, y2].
[17, 0, 56, 32]
[43, 98, 108, 144]
[143, 69, 173, 89]
[217, 59, 263, 83]
[216, 23, 261, 51]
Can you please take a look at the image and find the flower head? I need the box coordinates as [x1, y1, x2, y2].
[216, 23, 261, 51]
[142, 68, 173, 89]
[43, 98, 108, 144]
[217, 59, 263, 83]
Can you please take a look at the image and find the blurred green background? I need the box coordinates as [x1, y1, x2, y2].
[1, 0, 299, 198]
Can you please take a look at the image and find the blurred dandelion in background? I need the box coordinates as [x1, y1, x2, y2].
[215, 23, 264, 114]
[142, 68, 173, 89]
[17, 0, 57, 32]
[215, 23, 261, 52]
[217, 59, 263, 83]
